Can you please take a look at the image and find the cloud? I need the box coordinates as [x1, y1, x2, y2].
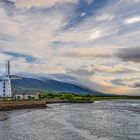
[116, 46, 140, 63]
[11, 0, 79, 8]
[111, 79, 125, 86]
[89, 30, 101, 40]
[127, 0, 140, 3]
[133, 82, 140, 88]
[0, 53, 12, 62]
[92, 64, 139, 74]
[111, 78, 140, 88]
[67, 67, 95, 77]
[60, 47, 112, 59]
[124, 16, 140, 25]
[95, 14, 113, 22]
[81, 12, 86, 17]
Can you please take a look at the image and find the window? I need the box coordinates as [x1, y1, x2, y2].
[39, 94, 42, 99]
[28, 96, 31, 99]
[3, 82, 5, 88]
[17, 96, 20, 99]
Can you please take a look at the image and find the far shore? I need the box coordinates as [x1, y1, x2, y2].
[0, 93, 140, 111]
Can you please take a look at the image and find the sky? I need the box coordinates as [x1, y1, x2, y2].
[0, 0, 140, 95]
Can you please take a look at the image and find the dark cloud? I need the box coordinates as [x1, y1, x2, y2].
[132, 82, 140, 88]
[111, 78, 140, 88]
[47, 73, 77, 81]
[74, 64, 138, 75]
[116, 46, 140, 63]
[0, 33, 12, 42]
[67, 68, 95, 77]
[111, 79, 126, 86]
[89, 65, 138, 74]
[0, 0, 14, 5]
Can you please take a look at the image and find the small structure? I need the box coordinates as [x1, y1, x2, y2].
[13, 90, 42, 100]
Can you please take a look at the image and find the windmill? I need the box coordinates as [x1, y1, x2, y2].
[0, 61, 21, 98]
[0, 61, 12, 97]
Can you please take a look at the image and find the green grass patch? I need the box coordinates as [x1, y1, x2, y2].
[41, 92, 140, 102]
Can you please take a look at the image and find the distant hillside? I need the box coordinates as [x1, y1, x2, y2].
[11, 77, 104, 95]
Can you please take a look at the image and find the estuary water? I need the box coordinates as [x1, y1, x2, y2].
[0, 100, 140, 140]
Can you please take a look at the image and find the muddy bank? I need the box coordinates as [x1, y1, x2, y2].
[46, 99, 94, 104]
[0, 100, 46, 111]
[0, 99, 94, 111]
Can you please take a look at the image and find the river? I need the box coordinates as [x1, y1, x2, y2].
[0, 100, 140, 140]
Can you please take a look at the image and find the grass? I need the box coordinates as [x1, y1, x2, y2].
[91, 95, 140, 101]
[41, 92, 140, 102]
[42, 93, 93, 102]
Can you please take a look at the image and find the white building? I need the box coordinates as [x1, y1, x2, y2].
[0, 76, 11, 97]
[0, 61, 12, 98]
[13, 90, 42, 100]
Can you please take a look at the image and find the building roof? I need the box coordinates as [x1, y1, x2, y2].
[13, 90, 42, 95]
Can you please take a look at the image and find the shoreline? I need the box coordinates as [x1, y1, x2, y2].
[0, 98, 139, 111]
[0, 99, 94, 111]
[0, 100, 47, 111]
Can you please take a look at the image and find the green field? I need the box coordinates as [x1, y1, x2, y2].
[41, 92, 140, 102]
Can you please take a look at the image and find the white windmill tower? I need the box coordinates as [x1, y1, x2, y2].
[0, 61, 12, 98]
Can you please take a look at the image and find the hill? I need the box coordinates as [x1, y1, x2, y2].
[11, 77, 104, 95]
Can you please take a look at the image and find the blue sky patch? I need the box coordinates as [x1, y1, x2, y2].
[4, 52, 36, 63]
[64, 0, 109, 29]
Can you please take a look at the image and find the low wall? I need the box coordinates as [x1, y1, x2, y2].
[0, 100, 46, 111]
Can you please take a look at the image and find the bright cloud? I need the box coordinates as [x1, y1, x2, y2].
[89, 30, 101, 40]
[124, 16, 140, 24]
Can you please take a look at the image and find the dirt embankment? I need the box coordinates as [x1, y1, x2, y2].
[0, 100, 46, 111]
[0, 99, 94, 111]
[45, 99, 94, 104]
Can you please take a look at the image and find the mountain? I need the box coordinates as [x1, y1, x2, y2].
[11, 76, 104, 95]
